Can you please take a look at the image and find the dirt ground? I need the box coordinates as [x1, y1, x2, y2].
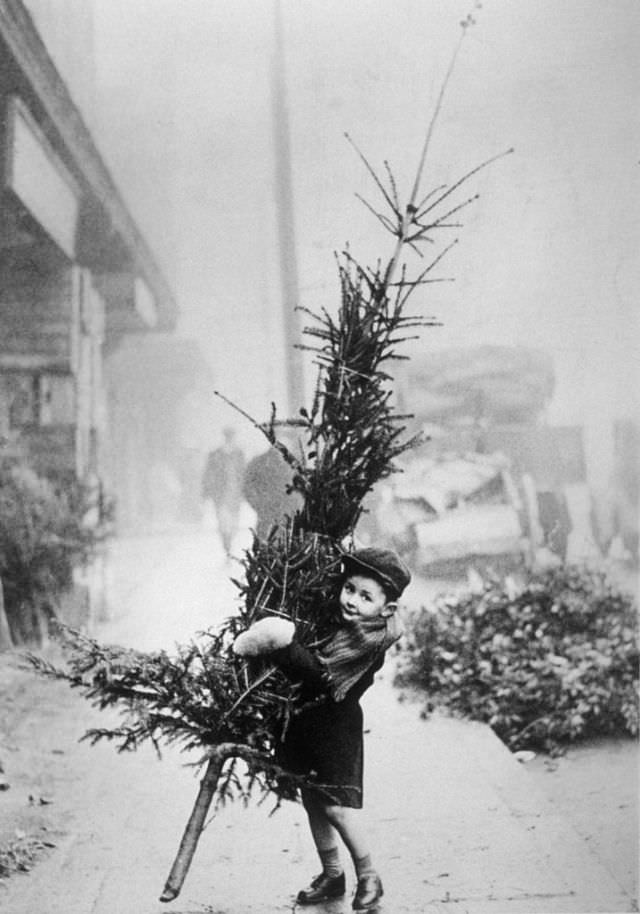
[0, 646, 98, 884]
[1, 646, 638, 904]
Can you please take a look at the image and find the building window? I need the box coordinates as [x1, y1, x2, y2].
[38, 373, 75, 425]
[7, 373, 39, 427]
[1, 371, 74, 428]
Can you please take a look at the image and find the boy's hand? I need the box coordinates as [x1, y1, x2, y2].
[232, 617, 295, 657]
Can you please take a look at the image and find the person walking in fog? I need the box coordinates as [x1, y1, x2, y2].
[201, 427, 245, 557]
[242, 443, 303, 539]
[233, 546, 411, 911]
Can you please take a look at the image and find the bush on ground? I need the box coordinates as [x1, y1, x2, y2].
[0, 832, 53, 877]
[0, 461, 108, 645]
[395, 565, 639, 752]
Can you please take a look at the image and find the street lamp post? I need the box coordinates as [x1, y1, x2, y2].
[272, 0, 305, 417]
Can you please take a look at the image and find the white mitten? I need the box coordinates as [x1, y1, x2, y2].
[232, 617, 295, 657]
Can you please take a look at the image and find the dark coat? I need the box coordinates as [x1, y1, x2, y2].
[273, 640, 385, 808]
[242, 448, 302, 538]
[201, 446, 245, 509]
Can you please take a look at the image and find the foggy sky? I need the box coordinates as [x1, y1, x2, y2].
[86, 0, 639, 449]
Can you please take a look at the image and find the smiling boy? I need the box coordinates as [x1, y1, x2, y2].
[234, 546, 411, 911]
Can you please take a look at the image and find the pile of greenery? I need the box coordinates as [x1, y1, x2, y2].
[395, 565, 639, 752]
[0, 462, 107, 646]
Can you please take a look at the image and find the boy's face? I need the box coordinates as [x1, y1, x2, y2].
[339, 573, 395, 621]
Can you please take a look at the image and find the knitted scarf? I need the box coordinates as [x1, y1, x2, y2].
[318, 612, 403, 702]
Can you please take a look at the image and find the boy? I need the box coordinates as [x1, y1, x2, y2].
[234, 546, 411, 911]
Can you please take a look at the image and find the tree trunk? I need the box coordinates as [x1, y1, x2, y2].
[159, 753, 226, 902]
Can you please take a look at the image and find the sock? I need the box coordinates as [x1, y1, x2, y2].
[354, 853, 375, 878]
[319, 846, 343, 878]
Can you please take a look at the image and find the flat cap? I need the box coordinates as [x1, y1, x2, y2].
[341, 547, 411, 598]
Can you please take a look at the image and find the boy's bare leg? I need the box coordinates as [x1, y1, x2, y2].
[299, 793, 382, 908]
[297, 790, 346, 902]
[302, 791, 372, 864]
[322, 803, 371, 865]
[302, 789, 341, 854]
[323, 802, 383, 909]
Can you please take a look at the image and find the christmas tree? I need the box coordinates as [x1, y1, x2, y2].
[28, 23, 510, 898]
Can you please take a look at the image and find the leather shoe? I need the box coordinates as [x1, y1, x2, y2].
[352, 872, 384, 910]
[297, 871, 346, 905]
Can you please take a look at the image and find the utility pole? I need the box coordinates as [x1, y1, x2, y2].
[272, 0, 305, 416]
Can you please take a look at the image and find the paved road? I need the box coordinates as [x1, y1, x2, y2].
[0, 528, 636, 913]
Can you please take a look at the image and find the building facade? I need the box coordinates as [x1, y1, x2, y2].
[0, 0, 178, 516]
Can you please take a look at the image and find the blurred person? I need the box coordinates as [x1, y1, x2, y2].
[201, 427, 245, 557]
[243, 439, 303, 540]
